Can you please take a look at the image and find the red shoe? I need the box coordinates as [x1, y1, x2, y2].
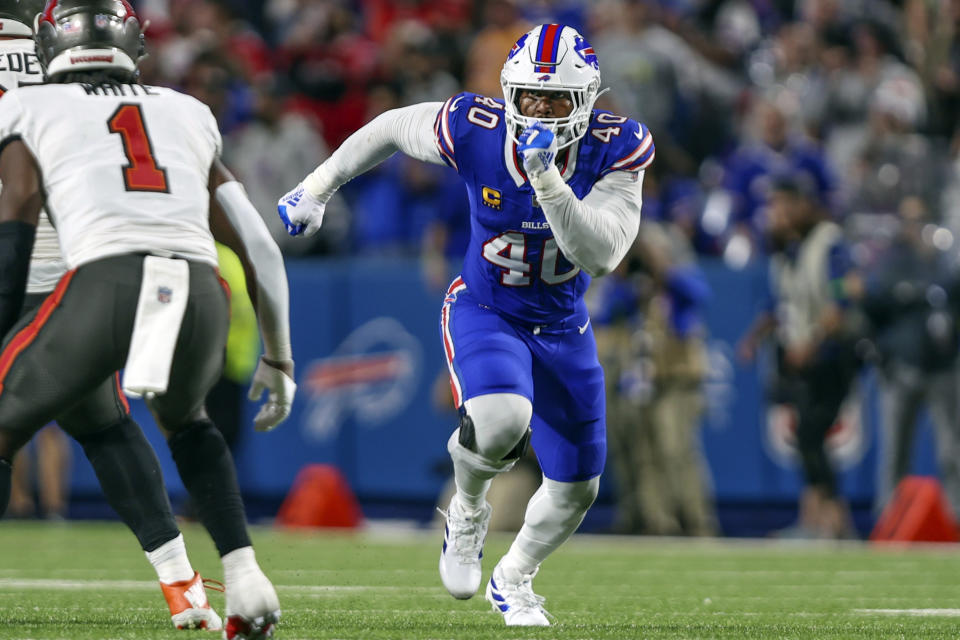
[160, 571, 224, 631]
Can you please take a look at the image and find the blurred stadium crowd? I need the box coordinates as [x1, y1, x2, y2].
[35, 0, 942, 539]
[130, 0, 960, 260]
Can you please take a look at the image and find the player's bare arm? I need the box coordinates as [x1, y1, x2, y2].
[208, 158, 296, 432]
[0, 139, 42, 335]
[0, 139, 43, 226]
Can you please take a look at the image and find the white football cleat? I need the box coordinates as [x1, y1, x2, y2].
[159, 571, 224, 631]
[223, 567, 280, 640]
[485, 561, 551, 626]
[437, 496, 491, 599]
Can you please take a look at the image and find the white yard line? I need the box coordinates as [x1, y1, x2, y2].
[0, 578, 436, 593]
[854, 609, 960, 617]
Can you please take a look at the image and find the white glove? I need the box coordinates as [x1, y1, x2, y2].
[517, 122, 558, 178]
[277, 182, 325, 237]
[247, 358, 296, 432]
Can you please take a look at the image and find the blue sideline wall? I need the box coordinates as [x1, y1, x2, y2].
[57, 257, 939, 535]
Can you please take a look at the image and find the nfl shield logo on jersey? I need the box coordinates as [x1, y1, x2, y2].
[157, 286, 172, 304]
[95, 14, 109, 29]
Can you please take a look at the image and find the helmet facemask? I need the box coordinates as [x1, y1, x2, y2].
[501, 76, 600, 150]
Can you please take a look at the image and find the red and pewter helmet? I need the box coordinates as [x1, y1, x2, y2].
[34, 0, 145, 80]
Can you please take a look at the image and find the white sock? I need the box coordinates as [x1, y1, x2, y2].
[453, 471, 492, 512]
[146, 533, 195, 584]
[501, 477, 599, 575]
[222, 546, 260, 584]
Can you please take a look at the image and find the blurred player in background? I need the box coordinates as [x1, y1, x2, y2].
[280, 23, 652, 626]
[0, 2, 295, 638]
[739, 176, 859, 539]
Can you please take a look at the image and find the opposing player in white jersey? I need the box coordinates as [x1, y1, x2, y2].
[0, 2, 294, 638]
[0, 0, 231, 630]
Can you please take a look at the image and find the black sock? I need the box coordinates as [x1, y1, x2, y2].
[0, 457, 11, 517]
[168, 419, 251, 556]
[76, 417, 180, 551]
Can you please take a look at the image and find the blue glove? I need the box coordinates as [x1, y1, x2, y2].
[517, 122, 558, 178]
[277, 183, 325, 237]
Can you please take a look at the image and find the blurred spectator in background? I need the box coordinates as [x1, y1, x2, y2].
[590, 254, 644, 534]
[420, 192, 472, 292]
[179, 48, 252, 133]
[7, 427, 70, 520]
[852, 197, 960, 519]
[381, 20, 459, 105]
[224, 74, 350, 255]
[739, 176, 859, 539]
[903, 0, 960, 139]
[820, 19, 924, 177]
[275, 2, 379, 148]
[591, 215, 716, 537]
[720, 91, 837, 265]
[591, 0, 744, 176]
[463, 0, 530, 96]
[350, 155, 467, 256]
[204, 245, 260, 455]
[633, 221, 717, 537]
[845, 77, 942, 217]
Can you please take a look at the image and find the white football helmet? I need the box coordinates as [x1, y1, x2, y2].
[500, 24, 602, 150]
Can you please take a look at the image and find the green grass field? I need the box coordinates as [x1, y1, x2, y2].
[2, 521, 960, 639]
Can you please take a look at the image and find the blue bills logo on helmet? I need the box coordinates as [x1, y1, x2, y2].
[507, 33, 528, 61]
[574, 36, 599, 70]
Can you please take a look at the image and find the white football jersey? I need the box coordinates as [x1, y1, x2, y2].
[0, 80, 220, 270]
[0, 38, 67, 294]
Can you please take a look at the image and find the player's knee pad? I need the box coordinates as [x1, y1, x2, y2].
[448, 423, 518, 476]
[461, 393, 532, 461]
[542, 476, 600, 519]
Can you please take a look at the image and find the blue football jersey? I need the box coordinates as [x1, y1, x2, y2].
[433, 91, 654, 325]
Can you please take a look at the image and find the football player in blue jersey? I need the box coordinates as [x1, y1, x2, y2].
[279, 24, 654, 626]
